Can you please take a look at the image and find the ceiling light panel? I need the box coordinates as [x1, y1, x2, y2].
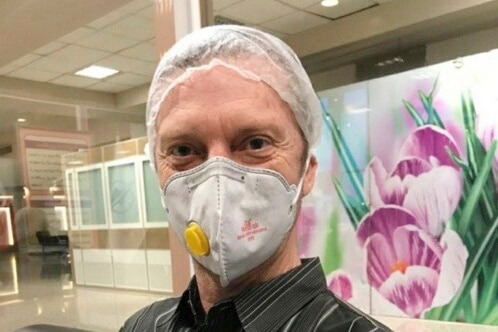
[307, 0, 376, 19]
[75, 65, 119, 79]
[321, 0, 339, 7]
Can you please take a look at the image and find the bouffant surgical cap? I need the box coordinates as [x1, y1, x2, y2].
[146, 25, 321, 168]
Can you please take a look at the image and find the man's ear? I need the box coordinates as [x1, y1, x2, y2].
[302, 154, 317, 197]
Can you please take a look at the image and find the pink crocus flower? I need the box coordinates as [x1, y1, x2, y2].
[357, 206, 468, 318]
[366, 125, 463, 237]
[327, 270, 353, 301]
[296, 206, 317, 257]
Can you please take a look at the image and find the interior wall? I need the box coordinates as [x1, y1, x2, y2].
[310, 64, 356, 92]
[426, 24, 498, 64]
[308, 23, 498, 92]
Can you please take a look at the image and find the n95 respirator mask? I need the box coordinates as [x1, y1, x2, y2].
[162, 157, 307, 287]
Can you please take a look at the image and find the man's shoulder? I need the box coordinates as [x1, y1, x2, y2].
[120, 297, 180, 332]
[309, 291, 393, 332]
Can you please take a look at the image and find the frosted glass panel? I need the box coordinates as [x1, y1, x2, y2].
[78, 168, 106, 225]
[66, 171, 78, 228]
[142, 160, 167, 222]
[108, 163, 139, 224]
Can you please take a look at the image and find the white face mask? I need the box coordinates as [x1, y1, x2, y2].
[162, 157, 308, 287]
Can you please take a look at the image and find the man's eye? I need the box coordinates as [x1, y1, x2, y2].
[171, 145, 193, 156]
[247, 138, 269, 150]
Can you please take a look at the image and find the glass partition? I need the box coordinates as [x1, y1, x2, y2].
[302, 48, 498, 326]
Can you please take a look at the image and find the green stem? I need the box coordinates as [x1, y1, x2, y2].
[462, 93, 476, 133]
[439, 214, 498, 321]
[482, 305, 498, 325]
[477, 249, 498, 322]
[419, 90, 445, 128]
[463, 294, 475, 323]
[322, 207, 343, 275]
[321, 102, 366, 204]
[457, 141, 497, 236]
[332, 178, 360, 229]
[403, 99, 424, 126]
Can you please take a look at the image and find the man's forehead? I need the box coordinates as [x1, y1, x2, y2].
[156, 63, 286, 122]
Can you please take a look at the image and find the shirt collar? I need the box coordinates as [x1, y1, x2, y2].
[177, 258, 328, 331]
[234, 257, 327, 332]
[175, 276, 205, 327]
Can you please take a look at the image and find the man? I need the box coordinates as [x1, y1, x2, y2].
[121, 25, 391, 332]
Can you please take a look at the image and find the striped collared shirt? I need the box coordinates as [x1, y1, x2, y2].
[120, 258, 392, 332]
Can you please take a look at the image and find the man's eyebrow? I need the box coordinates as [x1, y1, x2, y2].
[158, 132, 198, 146]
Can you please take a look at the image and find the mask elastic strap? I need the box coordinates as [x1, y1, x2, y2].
[291, 154, 311, 206]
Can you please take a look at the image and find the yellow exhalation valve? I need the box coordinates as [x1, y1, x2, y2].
[184, 222, 210, 256]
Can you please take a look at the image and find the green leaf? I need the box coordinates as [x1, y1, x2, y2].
[418, 90, 445, 128]
[482, 305, 498, 325]
[445, 146, 468, 170]
[456, 141, 497, 236]
[424, 306, 444, 320]
[322, 206, 344, 275]
[462, 294, 475, 323]
[439, 212, 498, 321]
[321, 100, 366, 205]
[477, 256, 498, 321]
[333, 178, 361, 228]
[464, 133, 497, 223]
[428, 75, 440, 99]
[462, 92, 476, 133]
[403, 99, 424, 126]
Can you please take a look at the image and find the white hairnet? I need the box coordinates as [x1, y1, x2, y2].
[146, 25, 321, 169]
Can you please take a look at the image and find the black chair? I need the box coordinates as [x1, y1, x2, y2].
[35, 231, 69, 255]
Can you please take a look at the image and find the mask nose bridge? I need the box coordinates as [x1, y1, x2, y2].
[187, 161, 246, 189]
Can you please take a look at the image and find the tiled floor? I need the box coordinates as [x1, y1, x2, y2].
[1, 252, 497, 331]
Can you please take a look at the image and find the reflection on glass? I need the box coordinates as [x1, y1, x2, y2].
[0, 207, 14, 246]
[65, 171, 78, 229]
[54, 206, 68, 231]
[0, 256, 18, 296]
[142, 160, 167, 222]
[108, 163, 139, 224]
[77, 168, 106, 226]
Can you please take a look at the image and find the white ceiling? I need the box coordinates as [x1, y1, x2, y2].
[214, 0, 391, 38]
[0, 0, 155, 93]
[0, 0, 392, 94]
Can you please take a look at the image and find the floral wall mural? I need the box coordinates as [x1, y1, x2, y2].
[297, 48, 498, 325]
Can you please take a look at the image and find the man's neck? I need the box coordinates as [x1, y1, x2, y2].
[194, 228, 301, 313]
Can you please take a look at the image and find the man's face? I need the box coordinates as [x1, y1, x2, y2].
[155, 65, 316, 195]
